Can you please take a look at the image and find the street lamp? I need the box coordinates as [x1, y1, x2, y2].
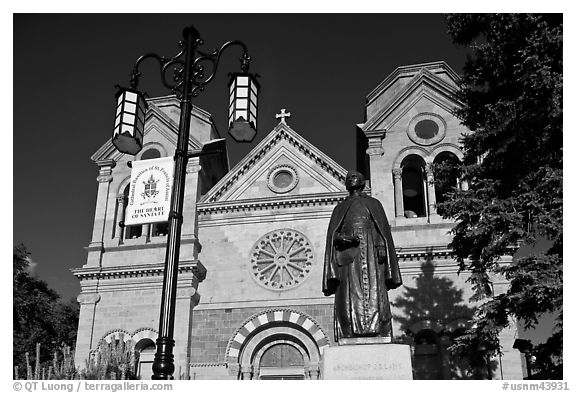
[228, 72, 259, 142]
[112, 88, 148, 155]
[112, 25, 259, 380]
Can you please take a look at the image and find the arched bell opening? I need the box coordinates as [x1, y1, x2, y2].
[401, 154, 427, 218]
[433, 151, 461, 208]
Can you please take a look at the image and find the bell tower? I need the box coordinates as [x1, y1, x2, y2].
[73, 96, 228, 378]
[356, 62, 523, 379]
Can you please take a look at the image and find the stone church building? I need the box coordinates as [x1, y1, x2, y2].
[73, 61, 524, 380]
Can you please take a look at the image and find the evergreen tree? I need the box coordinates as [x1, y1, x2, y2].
[13, 244, 79, 368]
[439, 14, 562, 378]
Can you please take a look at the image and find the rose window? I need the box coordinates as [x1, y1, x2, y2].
[250, 229, 314, 290]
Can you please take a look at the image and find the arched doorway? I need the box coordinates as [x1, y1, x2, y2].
[257, 341, 306, 380]
[227, 309, 329, 380]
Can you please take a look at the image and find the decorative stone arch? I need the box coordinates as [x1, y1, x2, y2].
[241, 326, 319, 379]
[429, 144, 467, 204]
[131, 328, 158, 380]
[94, 328, 158, 379]
[429, 143, 464, 162]
[392, 146, 430, 170]
[225, 308, 330, 379]
[98, 327, 158, 346]
[407, 319, 444, 335]
[99, 329, 132, 345]
[115, 175, 132, 196]
[132, 327, 158, 346]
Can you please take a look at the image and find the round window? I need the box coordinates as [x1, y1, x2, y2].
[414, 119, 439, 140]
[267, 165, 299, 194]
[407, 113, 446, 146]
[273, 170, 294, 188]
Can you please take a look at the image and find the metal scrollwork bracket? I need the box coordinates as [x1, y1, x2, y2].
[126, 35, 250, 100]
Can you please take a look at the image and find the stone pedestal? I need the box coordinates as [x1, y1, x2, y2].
[321, 342, 413, 380]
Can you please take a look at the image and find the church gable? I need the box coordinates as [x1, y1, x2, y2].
[201, 122, 348, 204]
[372, 83, 461, 134]
[361, 62, 461, 133]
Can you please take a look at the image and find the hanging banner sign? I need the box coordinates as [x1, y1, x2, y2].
[125, 157, 174, 225]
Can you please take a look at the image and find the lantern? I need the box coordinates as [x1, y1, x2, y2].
[228, 73, 259, 142]
[112, 87, 148, 155]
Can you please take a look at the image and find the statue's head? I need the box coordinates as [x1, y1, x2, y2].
[345, 170, 366, 192]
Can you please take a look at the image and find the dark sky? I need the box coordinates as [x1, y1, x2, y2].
[13, 14, 467, 300]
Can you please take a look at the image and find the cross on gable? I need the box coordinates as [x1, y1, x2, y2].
[275, 108, 291, 124]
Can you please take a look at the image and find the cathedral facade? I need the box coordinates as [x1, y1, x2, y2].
[73, 62, 524, 380]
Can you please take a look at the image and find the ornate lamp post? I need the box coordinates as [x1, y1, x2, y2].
[112, 26, 259, 380]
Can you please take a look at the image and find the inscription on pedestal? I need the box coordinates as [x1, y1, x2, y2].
[321, 343, 413, 380]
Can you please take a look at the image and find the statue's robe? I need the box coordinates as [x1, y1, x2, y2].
[323, 194, 401, 340]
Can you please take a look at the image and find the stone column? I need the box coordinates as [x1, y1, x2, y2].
[308, 365, 320, 380]
[74, 293, 101, 368]
[392, 168, 404, 217]
[181, 158, 202, 261]
[142, 224, 150, 242]
[86, 160, 115, 267]
[365, 129, 395, 220]
[115, 195, 126, 244]
[425, 163, 437, 216]
[240, 365, 253, 380]
[174, 286, 201, 380]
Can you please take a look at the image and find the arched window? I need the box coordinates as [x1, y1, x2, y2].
[123, 185, 142, 239]
[134, 338, 156, 380]
[433, 152, 460, 207]
[413, 329, 442, 379]
[401, 155, 427, 218]
[140, 148, 161, 160]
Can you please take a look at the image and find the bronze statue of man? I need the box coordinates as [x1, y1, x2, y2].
[323, 170, 402, 340]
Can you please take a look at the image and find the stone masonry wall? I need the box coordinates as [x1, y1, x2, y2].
[189, 303, 334, 364]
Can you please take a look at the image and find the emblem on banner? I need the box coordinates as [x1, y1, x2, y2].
[125, 157, 174, 226]
[142, 175, 160, 199]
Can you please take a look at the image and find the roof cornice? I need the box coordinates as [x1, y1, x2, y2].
[71, 260, 206, 282]
[198, 191, 350, 215]
[365, 61, 461, 105]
